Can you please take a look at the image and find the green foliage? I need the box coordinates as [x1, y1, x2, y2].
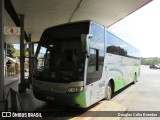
[141, 57, 160, 65]
[13, 49, 20, 57]
[7, 44, 16, 57]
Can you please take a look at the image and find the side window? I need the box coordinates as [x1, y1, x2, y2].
[86, 23, 104, 85]
[87, 48, 100, 85]
[90, 24, 104, 43]
[90, 23, 105, 57]
[44, 51, 50, 68]
[119, 41, 127, 56]
[107, 32, 119, 55]
[37, 46, 47, 68]
[88, 49, 97, 72]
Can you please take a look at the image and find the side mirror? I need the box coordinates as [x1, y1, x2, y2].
[81, 34, 92, 57]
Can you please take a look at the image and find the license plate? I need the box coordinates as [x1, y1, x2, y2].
[46, 96, 55, 101]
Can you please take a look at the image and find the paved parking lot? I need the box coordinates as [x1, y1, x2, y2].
[112, 65, 160, 111]
[112, 65, 160, 120]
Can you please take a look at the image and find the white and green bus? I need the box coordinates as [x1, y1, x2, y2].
[33, 20, 140, 108]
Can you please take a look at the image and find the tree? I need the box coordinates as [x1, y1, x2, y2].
[7, 44, 16, 57]
[141, 57, 160, 65]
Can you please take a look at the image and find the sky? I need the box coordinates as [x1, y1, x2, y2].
[108, 0, 160, 58]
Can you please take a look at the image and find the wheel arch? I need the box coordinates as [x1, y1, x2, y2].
[133, 72, 138, 83]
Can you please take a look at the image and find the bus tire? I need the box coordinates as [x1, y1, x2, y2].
[105, 82, 112, 100]
[133, 73, 137, 84]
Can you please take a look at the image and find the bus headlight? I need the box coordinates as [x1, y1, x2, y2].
[67, 87, 84, 93]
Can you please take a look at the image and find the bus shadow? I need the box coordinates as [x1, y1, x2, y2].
[33, 100, 101, 119]
[112, 82, 134, 98]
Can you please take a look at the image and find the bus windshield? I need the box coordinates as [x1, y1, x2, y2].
[34, 38, 85, 83]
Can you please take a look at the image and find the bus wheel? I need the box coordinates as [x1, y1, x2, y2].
[133, 73, 137, 84]
[106, 82, 112, 100]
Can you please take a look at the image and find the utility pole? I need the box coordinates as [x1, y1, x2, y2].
[18, 14, 26, 92]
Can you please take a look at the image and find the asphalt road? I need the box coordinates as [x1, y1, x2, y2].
[112, 65, 160, 120]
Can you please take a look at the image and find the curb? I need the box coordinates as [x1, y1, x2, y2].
[71, 100, 127, 120]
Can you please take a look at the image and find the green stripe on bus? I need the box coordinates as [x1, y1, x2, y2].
[109, 68, 123, 75]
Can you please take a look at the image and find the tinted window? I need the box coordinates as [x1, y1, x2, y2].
[86, 23, 105, 84]
[90, 24, 104, 43]
[107, 32, 120, 55]
[34, 38, 85, 83]
[88, 49, 97, 73]
[106, 31, 140, 59]
[119, 40, 127, 56]
[90, 23, 105, 57]
[87, 48, 101, 85]
[39, 21, 90, 45]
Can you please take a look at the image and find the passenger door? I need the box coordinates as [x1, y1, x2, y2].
[86, 48, 100, 104]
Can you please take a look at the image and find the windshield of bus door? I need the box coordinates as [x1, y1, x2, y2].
[34, 39, 85, 83]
